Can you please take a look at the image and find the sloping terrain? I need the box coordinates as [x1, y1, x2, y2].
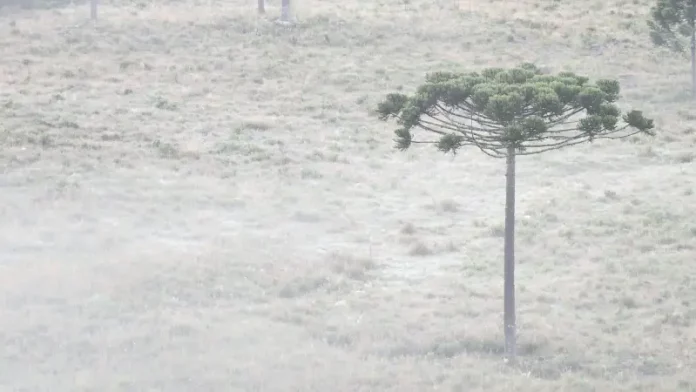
[0, 0, 695, 390]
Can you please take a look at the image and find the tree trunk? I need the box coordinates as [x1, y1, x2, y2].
[90, 0, 97, 20]
[280, 0, 290, 22]
[691, 25, 695, 99]
[504, 145, 517, 362]
[258, 0, 265, 14]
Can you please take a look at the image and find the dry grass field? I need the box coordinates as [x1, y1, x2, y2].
[1, 0, 695, 390]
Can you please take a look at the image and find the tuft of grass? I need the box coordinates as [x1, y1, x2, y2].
[400, 222, 417, 235]
[152, 140, 179, 159]
[438, 199, 460, 213]
[240, 119, 274, 131]
[409, 240, 434, 256]
[276, 251, 376, 298]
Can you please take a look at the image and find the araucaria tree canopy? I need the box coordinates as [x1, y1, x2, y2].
[376, 63, 655, 157]
[647, 0, 696, 53]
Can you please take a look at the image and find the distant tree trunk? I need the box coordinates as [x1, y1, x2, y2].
[280, 0, 290, 22]
[258, 0, 265, 14]
[691, 25, 695, 98]
[504, 145, 517, 362]
[90, 0, 97, 20]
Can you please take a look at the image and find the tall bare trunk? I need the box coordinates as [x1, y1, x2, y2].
[258, 0, 265, 14]
[280, 0, 290, 22]
[90, 0, 98, 20]
[504, 145, 517, 362]
[691, 25, 695, 98]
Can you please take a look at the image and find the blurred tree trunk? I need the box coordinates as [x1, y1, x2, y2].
[258, 0, 264, 14]
[280, 0, 290, 22]
[691, 24, 695, 98]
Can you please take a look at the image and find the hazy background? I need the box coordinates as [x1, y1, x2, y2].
[1, 0, 695, 390]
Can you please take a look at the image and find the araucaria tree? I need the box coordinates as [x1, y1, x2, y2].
[376, 63, 655, 362]
[648, 0, 696, 97]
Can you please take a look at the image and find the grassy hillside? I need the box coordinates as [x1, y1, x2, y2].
[0, 0, 81, 11]
[1, 0, 695, 390]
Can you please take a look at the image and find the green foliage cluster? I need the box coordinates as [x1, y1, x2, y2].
[648, 0, 696, 53]
[376, 63, 654, 158]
